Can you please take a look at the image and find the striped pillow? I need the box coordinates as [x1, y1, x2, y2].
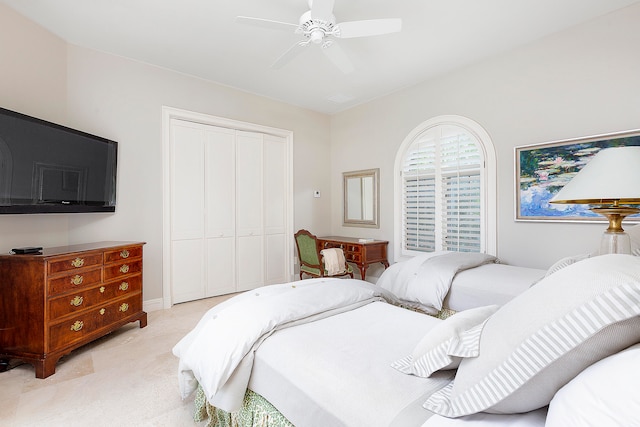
[424, 254, 640, 417]
[391, 305, 498, 377]
[544, 253, 591, 277]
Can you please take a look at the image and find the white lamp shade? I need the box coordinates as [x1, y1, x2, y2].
[550, 146, 640, 204]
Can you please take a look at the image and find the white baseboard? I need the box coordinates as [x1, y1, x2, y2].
[143, 298, 164, 312]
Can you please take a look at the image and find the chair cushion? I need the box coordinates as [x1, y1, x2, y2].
[300, 265, 322, 277]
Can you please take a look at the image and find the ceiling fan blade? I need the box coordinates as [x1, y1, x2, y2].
[336, 18, 402, 38]
[236, 16, 299, 32]
[322, 42, 354, 74]
[310, 0, 335, 21]
[271, 41, 308, 69]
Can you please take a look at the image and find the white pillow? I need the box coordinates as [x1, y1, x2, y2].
[404, 252, 498, 313]
[544, 253, 591, 277]
[546, 343, 640, 427]
[391, 305, 499, 377]
[424, 254, 640, 417]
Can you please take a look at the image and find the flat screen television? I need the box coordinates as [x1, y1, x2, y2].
[0, 107, 117, 214]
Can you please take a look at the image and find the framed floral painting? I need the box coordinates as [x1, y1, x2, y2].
[515, 129, 640, 222]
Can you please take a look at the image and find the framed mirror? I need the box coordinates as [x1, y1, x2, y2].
[343, 168, 379, 228]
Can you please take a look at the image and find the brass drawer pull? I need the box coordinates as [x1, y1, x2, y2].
[70, 320, 83, 332]
[70, 296, 84, 307]
[99, 308, 106, 315]
[71, 275, 84, 286]
[119, 264, 130, 274]
[119, 303, 129, 312]
[100, 286, 105, 293]
[71, 257, 85, 268]
[120, 249, 130, 259]
[119, 282, 129, 291]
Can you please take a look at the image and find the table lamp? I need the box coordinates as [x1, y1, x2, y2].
[549, 146, 640, 254]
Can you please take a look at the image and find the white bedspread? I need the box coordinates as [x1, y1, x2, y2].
[377, 252, 498, 314]
[250, 301, 452, 427]
[172, 278, 398, 412]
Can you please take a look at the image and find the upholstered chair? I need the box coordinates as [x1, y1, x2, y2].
[294, 229, 354, 279]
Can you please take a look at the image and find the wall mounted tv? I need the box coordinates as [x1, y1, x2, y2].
[0, 107, 117, 214]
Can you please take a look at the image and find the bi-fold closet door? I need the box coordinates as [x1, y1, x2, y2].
[170, 119, 288, 304]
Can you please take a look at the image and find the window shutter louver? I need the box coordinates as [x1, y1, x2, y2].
[402, 126, 482, 254]
[402, 135, 437, 252]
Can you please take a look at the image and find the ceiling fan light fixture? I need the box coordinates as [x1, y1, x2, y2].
[310, 29, 325, 43]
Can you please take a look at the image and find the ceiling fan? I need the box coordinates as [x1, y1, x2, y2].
[236, 0, 402, 74]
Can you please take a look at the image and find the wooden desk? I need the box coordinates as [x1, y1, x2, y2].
[317, 236, 389, 280]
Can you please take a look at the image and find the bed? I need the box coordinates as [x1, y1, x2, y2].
[375, 252, 546, 317]
[173, 252, 640, 427]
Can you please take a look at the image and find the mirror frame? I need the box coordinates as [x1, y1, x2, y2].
[343, 168, 380, 228]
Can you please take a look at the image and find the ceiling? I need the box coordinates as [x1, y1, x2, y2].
[3, 0, 639, 114]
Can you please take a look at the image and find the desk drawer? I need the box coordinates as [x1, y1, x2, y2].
[345, 253, 361, 263]
[344, 244, 362, 254]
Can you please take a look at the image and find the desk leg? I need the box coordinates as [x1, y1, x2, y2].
[359, 265, 367, 280]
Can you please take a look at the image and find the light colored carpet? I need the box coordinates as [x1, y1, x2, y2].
[0, 294, 234, 427]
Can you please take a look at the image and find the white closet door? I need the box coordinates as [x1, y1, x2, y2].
[170, 120, 205, 303]
[236, 131, 264, 291]
[205, 127, 236, 296]
[264, 135, 287, 284]
[166, 112, 291, 305]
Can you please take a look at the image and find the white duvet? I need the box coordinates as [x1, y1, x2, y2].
[172, 278, 398, 412]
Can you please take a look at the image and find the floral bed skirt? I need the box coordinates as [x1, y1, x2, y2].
[194, 385, 294, 427]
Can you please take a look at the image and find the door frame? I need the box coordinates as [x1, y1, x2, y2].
[161, 106, 294, 308]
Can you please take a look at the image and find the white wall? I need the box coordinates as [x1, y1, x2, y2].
[0, 4, 72, 250]
[62, 47, 333, 301]
[0, 3, 332, 303]
[330, 3, 640, 270]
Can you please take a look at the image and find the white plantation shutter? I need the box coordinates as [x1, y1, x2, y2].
[402, 125, 482, 253]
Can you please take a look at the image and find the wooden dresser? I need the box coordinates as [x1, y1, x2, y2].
[0, 241, 147, 378]
[317, 236, 389, 280]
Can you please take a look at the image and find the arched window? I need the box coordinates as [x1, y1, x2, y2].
[394, 116, 496, 260]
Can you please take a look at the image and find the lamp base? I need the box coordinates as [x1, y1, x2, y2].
[591, 206, 640, 255]
[600, 231, 632, 255]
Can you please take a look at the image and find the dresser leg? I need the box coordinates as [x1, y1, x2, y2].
[34, 357, 59, 379]
[138, 312, 148, 328]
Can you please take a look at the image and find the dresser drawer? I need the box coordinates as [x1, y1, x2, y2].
[47, 267, 102, 296]
[104, 259, 142, 280]
[104, 245, 143, 264]
[48, 275, 142, 320]
[47, 253, 103, 275]
[48, 295, 142, 350]
[102, 274, 142, 299]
